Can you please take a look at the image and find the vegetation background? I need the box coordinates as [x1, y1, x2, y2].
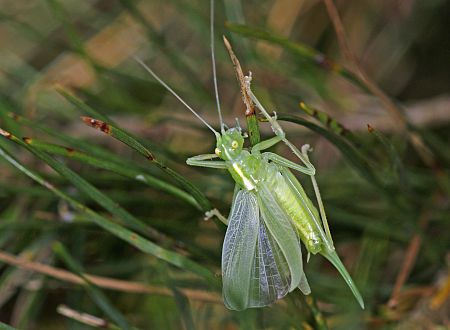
[0, 0, 449, 329]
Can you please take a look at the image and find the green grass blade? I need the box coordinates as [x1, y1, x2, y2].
[57, 88, 112, 124]
[299, 102, 355, 141]
[52, 242, 131, 330]
[0, 322, 17, 330]
[226, 23, 363, 88]
[4, 133, 167, 242]
[276, 114, 384, 191]
[80, 116, 211, 211]
[55, 89, 211, 210]
[171, 288, 195, 330]
[23, 138, 201, 209]
[0, 144, 216, 282]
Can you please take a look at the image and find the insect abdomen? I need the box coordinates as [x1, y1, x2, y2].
[263, 164, 322, 254]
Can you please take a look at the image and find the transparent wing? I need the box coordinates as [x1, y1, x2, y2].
[222, 188, 303, 310]
[222, 189, 260, 311]
[247, 220, 293, 307]
[257, 181, 304, 292]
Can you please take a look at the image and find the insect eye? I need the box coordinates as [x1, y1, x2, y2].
[231, 141, 238, 149]
[215, 147, 221, 156]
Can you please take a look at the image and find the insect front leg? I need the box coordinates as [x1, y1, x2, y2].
[251, 135, 283, 153]
[186, 154, 227, 169]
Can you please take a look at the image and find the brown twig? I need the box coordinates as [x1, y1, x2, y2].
[223, 36, 256, 117]
[223, 36, 261, 145]
[0, 250, 221, 304]
[57, 305, 114, 329]
[322, 0, 437, 170]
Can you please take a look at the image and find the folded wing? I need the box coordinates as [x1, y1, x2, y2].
[222, 188, 307, 310]
[222, 189, 260, 310]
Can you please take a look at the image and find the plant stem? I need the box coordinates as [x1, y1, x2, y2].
[223, 36, 261, 146]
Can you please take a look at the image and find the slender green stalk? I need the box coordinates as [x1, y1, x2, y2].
[23, 138, 200, 209]
[79, 116, 211, 211]
[304, 296, 328, 330]
[0, 144, 216, 282]
[53, 242, 132, 330]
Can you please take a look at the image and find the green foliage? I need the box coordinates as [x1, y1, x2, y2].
[0, 0, 449, 328]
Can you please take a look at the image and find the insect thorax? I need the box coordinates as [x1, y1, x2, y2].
[226, 151, 261, 191]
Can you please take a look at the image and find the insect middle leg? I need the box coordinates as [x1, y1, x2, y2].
[244, 75, 313, 168]
[186, 154, 228, 223]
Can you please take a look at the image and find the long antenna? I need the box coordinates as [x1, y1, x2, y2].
[210, 0, 224, 133]
[134, 56, 218, 135]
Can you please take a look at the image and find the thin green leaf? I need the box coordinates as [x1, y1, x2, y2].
[0, 144, 216, 282]
[171, 288, 195, 330]
[367, 125, 411, 192]
[119, 0, 211, 101]
[53, 242, 131, 330]
[299, 102, 355, 141]
[0, 322, 17, 330]
[80, 116, 211, 211]
[5, 133, 168, 243]
[225, 23, 363, 88]
[57, 88, 112, 124]
[54, 89, 211, 210]
[276, 114, 384, 191]
[23, 138, 201, 209]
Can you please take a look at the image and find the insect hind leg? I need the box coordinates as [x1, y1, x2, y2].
[244, 74, 311, 167]
[245, 74, 334, 247]
[244, 73, 285, 140]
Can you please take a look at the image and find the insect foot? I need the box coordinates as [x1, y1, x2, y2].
[301, 144, 313, 155]
[244, 72, 252, 86]
[204, 208, 228, 225]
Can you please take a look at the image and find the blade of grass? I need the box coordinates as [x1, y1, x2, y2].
[55, 89, 211, 211]
[118, 0, 211, 102]
[171, 288, 195, 330]
[0, 145, 216, 282]
[0, 322, 17, 330]
[57, 88, 112, 124]
[52, 242, 131, 330]
[299, 102, 356, 143]
[275, 113, 384, 191]
[225, 23, 363, 88]
[22, 138, 201, 209]
[4, 132, 168, 243]
[79, 116, 211, 211]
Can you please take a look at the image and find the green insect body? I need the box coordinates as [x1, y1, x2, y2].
[136, 0, 364, 310]
[187, 123, 364, 310]
[214, 129, 322, 254]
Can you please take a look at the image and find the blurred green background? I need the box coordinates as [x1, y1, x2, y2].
[0, 0, 449, 329]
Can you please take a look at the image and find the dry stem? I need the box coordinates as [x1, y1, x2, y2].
[0, 250, 221, 304]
